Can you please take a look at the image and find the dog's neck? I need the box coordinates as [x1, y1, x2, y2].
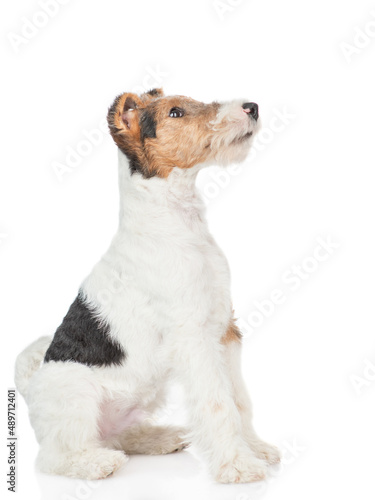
[117, 151, 206, 229]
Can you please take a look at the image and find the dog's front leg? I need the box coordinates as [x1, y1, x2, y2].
[222, 323, 281, 465]
[175, 331, 267, 483]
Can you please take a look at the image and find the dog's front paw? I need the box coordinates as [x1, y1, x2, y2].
[215, 454, 267, 483]
[249, 440, 281, 465]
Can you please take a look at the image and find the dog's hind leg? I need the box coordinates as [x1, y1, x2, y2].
[37, 445, 128, 479]
[28, 362, 127, 479]
[112, 422, 189, 455]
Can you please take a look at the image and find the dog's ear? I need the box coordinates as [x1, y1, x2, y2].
[107, 90, 163, 177]
[107, 92, 146, 172]
[121, 96, 139, 132]
[107, 92, 143, 138]
[107, 92, 153, 175]
[107, 89, 164, 139]
[142, 88, 164, 100]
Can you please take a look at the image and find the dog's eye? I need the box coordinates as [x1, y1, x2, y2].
[169, 107, 184, 118]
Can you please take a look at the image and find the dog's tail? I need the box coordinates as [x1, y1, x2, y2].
[14, 336, 52, 398]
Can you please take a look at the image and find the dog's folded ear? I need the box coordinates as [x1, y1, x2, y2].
[107, 92, 143, 137]
[107, 89, 164, 138]
[107, 92, 145, 170]
[142, 88, 164, 100]
[122, 96, 139, 131]
[107, 91, 156, 177]
[106, 88, 166, 178]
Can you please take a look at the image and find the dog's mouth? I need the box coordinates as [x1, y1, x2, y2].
[204, 130, 253, 150]
[231, 131, 253, 144]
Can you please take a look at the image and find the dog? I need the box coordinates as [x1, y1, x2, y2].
[15, 88, 281, 483]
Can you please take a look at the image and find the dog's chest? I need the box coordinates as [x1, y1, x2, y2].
[147, 210, 231, 317]
[86, 188, 232, 331]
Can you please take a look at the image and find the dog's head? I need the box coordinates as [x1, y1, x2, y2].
[107, 88, 260, 178]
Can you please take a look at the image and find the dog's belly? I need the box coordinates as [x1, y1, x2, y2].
[98, 399, 146, 440]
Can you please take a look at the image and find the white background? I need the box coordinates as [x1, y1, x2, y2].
[1, 0, 375, 498]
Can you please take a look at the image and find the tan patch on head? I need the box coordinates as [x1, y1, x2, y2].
[221, 317, 242, 345]
[107, 89, 220, 178]
[107, 89, 258, 178]
[142, 96, 219, 176]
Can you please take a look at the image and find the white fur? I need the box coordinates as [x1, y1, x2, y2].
[210, 99, 261, 165]
[15, 100, 279, 482]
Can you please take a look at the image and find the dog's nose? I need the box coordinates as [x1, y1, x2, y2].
[242, 102, 259, 121]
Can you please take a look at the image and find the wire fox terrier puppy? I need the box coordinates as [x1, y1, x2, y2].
[15, 88, 281, 483]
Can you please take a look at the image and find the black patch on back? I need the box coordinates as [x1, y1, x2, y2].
[140, 110, 157, 140]
[44, 292, 126, 367]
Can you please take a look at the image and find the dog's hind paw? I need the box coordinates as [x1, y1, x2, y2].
[67, 449, 128, 480]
